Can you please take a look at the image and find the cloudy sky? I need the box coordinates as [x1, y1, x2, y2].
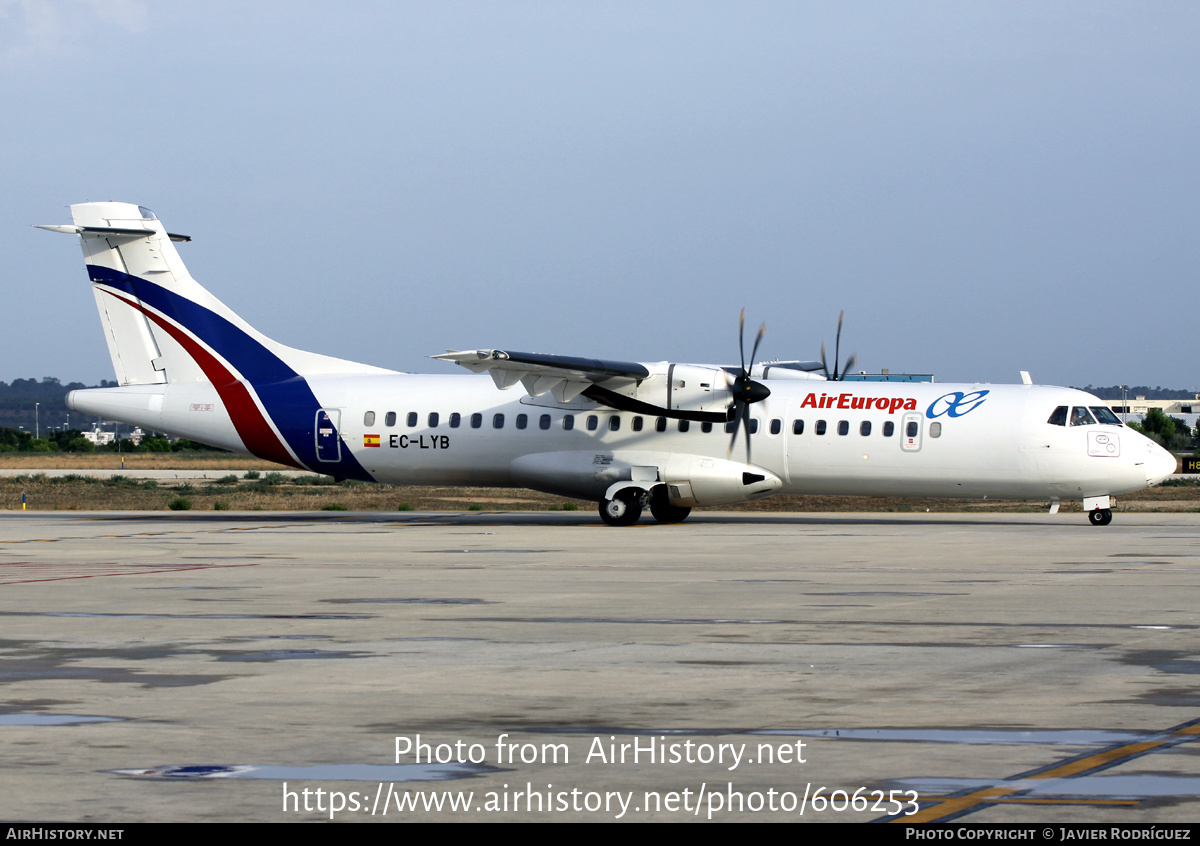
[4, 2, 1198, 390]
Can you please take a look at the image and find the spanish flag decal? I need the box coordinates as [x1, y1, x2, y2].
[364, 434, 381, 448]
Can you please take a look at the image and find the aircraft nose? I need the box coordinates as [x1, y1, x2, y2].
[1146, 443, 1178, 486]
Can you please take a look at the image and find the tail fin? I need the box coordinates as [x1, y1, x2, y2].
[40, 202, 387, 386]
[37, 202, 389, 475]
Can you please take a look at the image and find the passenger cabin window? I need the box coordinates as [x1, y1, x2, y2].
[1070, 407, 1096, 427]
[516, 413, 527, 430]
[563, 415, 575, 430]
[701, 421, 712, 433]
[770, 419, 781, 435]
[929, 422, 942, 438]
[837, 420, 849, 436]
[793, 419, 804, 435]
[1047, 406, 1068, 426]
[407, 412, 418, 427]
[470, 413, 482, 429]
[656, 417, 667, 432]
[449, 413, 461, 428]
[364, 411, 375, 426]
[539, 414, 551, 430]
[906, 421, 919, 438]
[428, 412, 439, 428]
[493, 413, 505, 429]
[860, 421, 871, 436]
[383, 412, 395, 427]
[748, 419, 758, 434]
[883, 421, 894, 437]
[609, 416, 620, 431]
[815, 420, 827, 436]
[678, 420, 690, 433]
[632, 417, 644, 432]
[587, 415, 598, 431]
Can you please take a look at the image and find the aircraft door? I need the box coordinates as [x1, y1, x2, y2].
[315, 409, 342, 462]
[900, 412, 923, 452]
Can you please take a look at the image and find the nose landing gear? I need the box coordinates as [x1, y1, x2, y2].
[1089, 508, 1113, 526]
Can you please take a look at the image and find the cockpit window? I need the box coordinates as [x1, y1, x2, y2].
[1070, 406, 1097, 426]
[1047, 406, 1068, 426]
[1090, 406, 1122, 425]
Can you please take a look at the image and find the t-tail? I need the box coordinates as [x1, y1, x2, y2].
[37, 202, 389, 477]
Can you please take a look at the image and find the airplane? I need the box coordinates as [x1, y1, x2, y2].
[36, 202, 1177, 527]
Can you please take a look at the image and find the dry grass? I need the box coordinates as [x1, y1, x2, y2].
[3, 470, 1198, 514]
[0, 453, 286, 471]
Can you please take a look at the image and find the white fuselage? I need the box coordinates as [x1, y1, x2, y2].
[69, 373, 1176, 505]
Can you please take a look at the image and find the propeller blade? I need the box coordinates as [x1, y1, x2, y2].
[748, 322, 765, 373]
[839, 352, 858, 381]
[726, 407, 742, 458]
[833, 310, 844, 382]
[820, 341, 829, 380]
[738, 308, 747, 374]
[742, 402, 753, 464]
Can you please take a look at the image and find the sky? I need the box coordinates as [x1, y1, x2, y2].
[3, 1, 1198, 391]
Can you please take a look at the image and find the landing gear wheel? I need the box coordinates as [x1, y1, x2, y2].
[1089, 508, 1113, 526]
[599, 489, 643, 527]
[649, 487, 691, 524]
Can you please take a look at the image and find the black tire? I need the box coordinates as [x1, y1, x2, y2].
[599, 489, 643, 526]
[1089, 508, 1112, 526]
[649, 487, 691, 524]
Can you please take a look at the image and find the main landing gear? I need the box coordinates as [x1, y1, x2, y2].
[599, 486, 693, 526]
[1089, 508, 1113, 526]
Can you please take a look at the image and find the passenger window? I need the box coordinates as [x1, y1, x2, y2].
[632, 417, 644, 432]
[384, 412, 396, 427]
[883, 421, 894, 437]
[748, 419, 758, 434]
[587, 415, 598, 431]
[1070, 407, 1096, 427]
[837, 420, 849, 436]
[906, 421, 919, 438]
[428, 412, 439, 428]
[860, 421, 871, 436]
[516, 413, 527, 430]
[678, 420, 690, 433]
[539, 414, 551, 430]
[609, 416, 620, 431]
[493, 413, 505, 429]
[1047, 406, 1068, 426]
[770, 419, 781, 435]
[407, 412, 418, 427]
[656, 417, 667, 432]
[470, 413, 482, 429]
[816, 420, 827, 436]
[929, 422, 942, 438]
[449, 413, 461, 429]
[725, 420, 737, 434]
[364, 411, 375, 426]
[563, 415, 574, 431]
[701, 421, 712, 433]
[793, 419, 804, 435]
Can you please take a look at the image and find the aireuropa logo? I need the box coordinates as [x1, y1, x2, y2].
[926, 390, 990, 419]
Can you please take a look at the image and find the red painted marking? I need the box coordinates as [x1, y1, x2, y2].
[102, 290, 303, 469]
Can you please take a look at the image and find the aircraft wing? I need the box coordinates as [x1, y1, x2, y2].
[433, 349, 650, 403]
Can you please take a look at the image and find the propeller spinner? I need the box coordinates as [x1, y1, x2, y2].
[727, 309, 771, 464]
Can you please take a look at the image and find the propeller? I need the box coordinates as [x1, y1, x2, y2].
[820, 310, 858, 381]
[726, 309, 771, 464]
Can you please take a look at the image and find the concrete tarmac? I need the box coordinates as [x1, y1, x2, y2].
[1, 510, 1198, 823]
